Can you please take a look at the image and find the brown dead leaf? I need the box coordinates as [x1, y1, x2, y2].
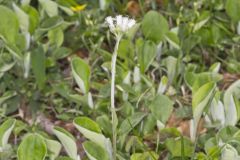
[127, 1, 141, 17]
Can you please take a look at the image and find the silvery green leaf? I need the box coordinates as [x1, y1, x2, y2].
[191, 82, 216, 141]
[71, 57, 90, 94]
[87, 92, 94, 109]
[157, 120, 165, 130]
[193, 11, 210, 32]
[157, 76, 168, 94]
[221, 144, 240, 160]
[164, 32, 180, 49]
[99, 0, 110, 11]
[13, 3, 29, 33]
[163, 56, 177, 83]
[123, 71, 131, 85]
[59, 6, 74, 16]
[0, 62, 15, 73]
[83, 141, 109, 160]
[53, 127, 78, 160]
[156, 42, 162, 61]
[24, 32, 31, 50]
[133, 66, 140, 83]
[0, 91, 17, 106]
[24, 52, 31, 78]
[210, 99, 225, 127]
[189, 119, 194, 141]
[73, 117, 112, 159]
[45, 139, 62, 160]
[39, 0, 58, 17]
[0, 119, 16, 149]
[122, 71, 131, 101]
[224, 80, 240, 125]
[225, 95, 238, 126]
[209, 62, 221, 73]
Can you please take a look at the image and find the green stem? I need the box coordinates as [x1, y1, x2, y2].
[111, 35, 122, 160]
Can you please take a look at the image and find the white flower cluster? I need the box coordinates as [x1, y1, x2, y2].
[105, 15, 136, 36]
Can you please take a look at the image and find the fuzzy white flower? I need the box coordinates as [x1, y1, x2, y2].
[105, 15, 136, 36]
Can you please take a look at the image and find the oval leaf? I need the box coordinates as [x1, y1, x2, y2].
[17, 134, 47, 160]
[141, 11, 169, 43]
[83, 141, 109, 160]
[0, 119, 16, 148]
[53, 127, 78, 160]
[71, 57, 90, 94]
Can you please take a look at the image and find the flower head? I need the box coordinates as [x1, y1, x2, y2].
[105, 15, 136, 36]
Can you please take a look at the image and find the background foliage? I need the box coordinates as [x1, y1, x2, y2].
[0, 0, 240, 159]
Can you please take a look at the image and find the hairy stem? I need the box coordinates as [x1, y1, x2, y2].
[111, 35, 121, 160]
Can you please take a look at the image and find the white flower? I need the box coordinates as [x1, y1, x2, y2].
[105, 15, 136, 35]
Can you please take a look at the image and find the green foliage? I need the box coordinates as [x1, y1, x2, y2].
[0, 0, 240, 159]
[141, 11, 169, 43]
[83, 141, 109, 160]
[17, 134, 47, 160]
[53, 127, 78, 160]
[71, 57, 91, 94]
[0, 5, 19, 44]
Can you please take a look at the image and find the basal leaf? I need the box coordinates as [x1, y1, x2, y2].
[0, 119, 16, 149]
[0, 5, 19, 44]
[225, 0, 240, 22]
[149, 94, 173, 124]
[73, 117, 112, 159]
[191, 82, 216, 141]
[71, 57, 90, 94]
[83, 141, 109, 160]
[119, 112, 147, 135]
[45, 139, 62, 160]
[31, 46, 46, 89]
[53, 127, 78, 160]
[136, 39, 157, 73]
[39, 0, 58, 17]
[17, 134, 47, 160]
[141, 11, 169, 43]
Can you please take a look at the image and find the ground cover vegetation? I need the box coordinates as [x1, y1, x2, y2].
[0, 0, 240, 159]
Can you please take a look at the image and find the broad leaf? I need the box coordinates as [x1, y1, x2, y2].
[13, 3, 29, 33]
[221, 144, 240, 160]
[0, 5, 19, 44]
[141, 11, 169, 43]
[22, 5, 39, 34]
[83, 141, 109, 160]
[31, 46, 46, 89]
[165, 137, 194, 157]
[191, 82, 216, 141]
[17, 134, 47, 160]
[119, 112, 147, 135]
[39, 0, 58, 17]
[224, 80, 240, 126]
[48, 27, 64, 47]
[73, 117, 112, 159]
[165, 32, 180, 49]
[0, 91, 17, 106]
[149, 94, 173, 124]
[136, 39, 157, 73]
[45, 139, 62, 160]
[53, 127, 78, 160]
[0, 119, 16, 149]
[225, 0, 240, 22]
[71, 57, 90, 94]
